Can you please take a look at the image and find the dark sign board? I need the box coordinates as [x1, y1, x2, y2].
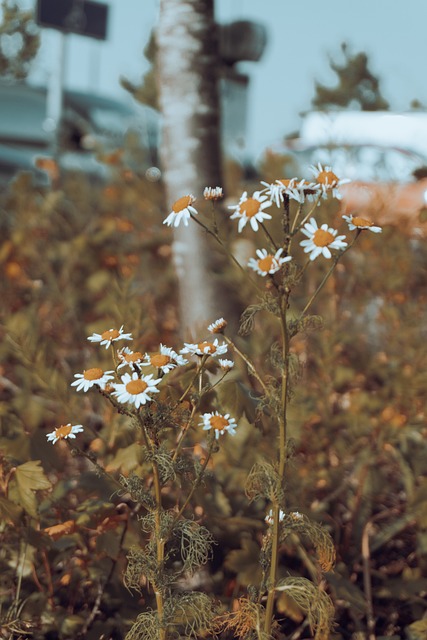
[36, 0, 109, 40]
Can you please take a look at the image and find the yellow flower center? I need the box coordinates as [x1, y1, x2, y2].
[210, 415, 229, 430]
[240, 198, 261, 218]
[83, 367, 104, 381]
[101, 328, 120, 341]
[352, 216, 373, 227]
[54, 424, 72, 439]
[124, 351, 143, 363]
[126, 379, 148, 395]
[172, 195, 192, 212]
[150, 354, 171, 367]
[198, 341, 216, 354]
[258, 255, 274, 272]
[313, 229, 334, 247]
[278, 178, 295, 187]
[317, 170, 338, 187]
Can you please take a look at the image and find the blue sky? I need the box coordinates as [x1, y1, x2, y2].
[11, 0, 427, 157]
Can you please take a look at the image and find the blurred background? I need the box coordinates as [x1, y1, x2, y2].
[2, 2, 427, 639]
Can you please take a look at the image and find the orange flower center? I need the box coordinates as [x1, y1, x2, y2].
[83, 367, 104, 381]
[126, 379, 148, 395]
[210, 415, 229, 430]
[172, 195, 192, 212]
[313, 229, 334, 247]
[258, 255, 275, 272]
[317, 170, 338, 187]
[150, 354, 171, 367]
[124, 351, 143, 363]
[198, 341, 216, 354]
[54, 424, 72, 439]
[240, 198, 261, 218]
[278, 178, 295, 187]
[101, 328, 120, 341]
[352, 216, 373, 227]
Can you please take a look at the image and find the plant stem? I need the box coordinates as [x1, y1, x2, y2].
[136, 415, 166, 640]
[264, 292, 290, 635]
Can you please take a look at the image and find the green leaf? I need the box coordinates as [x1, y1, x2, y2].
[11, 461, 52, 517]
[223, 533, 262, 586]
[15, 460, 52, 490]
[0, 496, 23, 523]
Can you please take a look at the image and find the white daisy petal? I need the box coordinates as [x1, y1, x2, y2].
[88, 325, 132, 349]
[46, 424, 84, 445]
[71, 368, 114, 392]
[112, 372, 161, 409]
[299, 218, 347, 261]
[163, 195, 197, 227]
[199, 412, 238, 439]
[342, 214, 382, 233]
[228, 190, 272, 233]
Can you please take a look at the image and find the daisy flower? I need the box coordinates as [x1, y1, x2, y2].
[265, 508, 286, 525]
[248, 248, 292, 276]
[300, 217, 347, 261]
[112, 372, 161, 409]
[228, 191, 272, 232]
[163, 195, 197, 227]
[88, 325, 132, 349]
[71, 367, 114, 392]
[117, 347, 145, 370]
[207, 318, 227, 334]
[200, 412, 237, 439]
[218, 359, 234, 371]
[180, 339, 228, 358]
[204, 186, 223, 201]
[309, 162, 350, 199]
[342, 214, 382, 233]
[261, 178, 320, 206]
[46, 423, 84, 445]
[141, 344, 188, 374]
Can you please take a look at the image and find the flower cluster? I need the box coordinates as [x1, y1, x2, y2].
[162, 165, 382, 275]
[47, 320, 237, 445]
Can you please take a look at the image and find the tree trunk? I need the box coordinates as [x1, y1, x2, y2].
[156, 0, 223, 338]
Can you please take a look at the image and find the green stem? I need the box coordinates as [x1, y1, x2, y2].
[174, 435, 215, 522]
[223, 336, 269, 396]
[299, 231, 360, 319]
[264, 293, 290, 635]
[190, 213, 264, 294]
[136, 415, 166, 640]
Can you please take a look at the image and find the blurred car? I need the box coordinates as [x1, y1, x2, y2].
[283, 110, 427, 228]
[0, 80, 160, 184]
[261, 139, 427, 231]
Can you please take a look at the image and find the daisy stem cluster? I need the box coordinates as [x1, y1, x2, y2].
[47, 325, 238, 639]
[165, 168, 382, 638]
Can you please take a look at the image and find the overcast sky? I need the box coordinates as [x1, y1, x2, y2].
[14, 0, 427, 157]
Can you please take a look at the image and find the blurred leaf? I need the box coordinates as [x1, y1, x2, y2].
[9, 460, 51, 517]
[224, 534, 262, 586]
[370, 513, 414, 552]
[326, 570, 366, 614]
[44, 520, 76, 540]
[0, 496, 23, 524]
[276, 591, 304, 622]
[405, 620, 427, 640]
[96, 530, 122, 559]
[216, 379, 258, 422]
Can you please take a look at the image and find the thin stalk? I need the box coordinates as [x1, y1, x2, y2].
[299, 231, 360, 319]
[174, 435, 215, 522]
[223, 336, 269, 396]
[190, 213, 264, 294]
[264, 292, 290, 635]
[136, 415, 166, 640]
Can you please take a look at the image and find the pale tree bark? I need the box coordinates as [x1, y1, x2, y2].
[156, 0, 223, 338]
